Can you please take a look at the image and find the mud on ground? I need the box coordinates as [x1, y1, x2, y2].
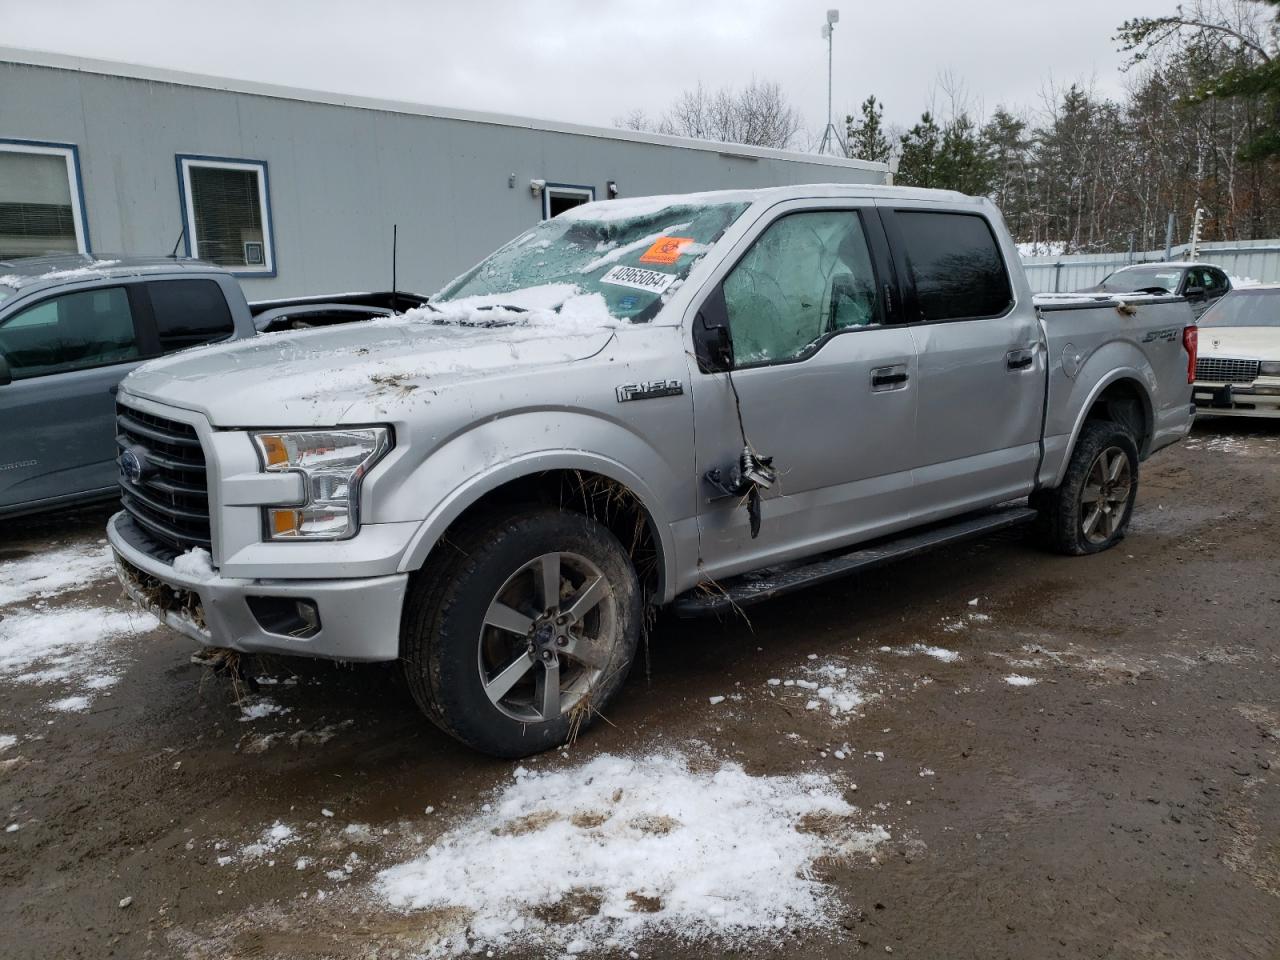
[1, 420, 1277, 959]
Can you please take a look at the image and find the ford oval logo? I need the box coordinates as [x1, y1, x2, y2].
[119, 447, 147, 485]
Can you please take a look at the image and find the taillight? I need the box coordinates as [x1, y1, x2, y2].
[1182, 325, 1198, 384]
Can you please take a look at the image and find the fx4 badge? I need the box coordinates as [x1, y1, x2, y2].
[616, 379, 684, 403]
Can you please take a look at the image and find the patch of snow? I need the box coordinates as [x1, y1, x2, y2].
[172, 547, 216, 581]
[49, 695, 91, 713]
[375, 751, 889, 956]
[1004, 674, 1038, 687]
[1228, 275, 1261, 288]
[708, 695, 726, 706]
[893, 644, 961, 663]
[0, 542, 114, 607]
[239, 821, 297, 860]
[0, 607, 146, 709]
[5, 823, 19, 833]
[238, 697, 290, 722]
[0, 735, 16, 753]
[776, 658, 879, 718]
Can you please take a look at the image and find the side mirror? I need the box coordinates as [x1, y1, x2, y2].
[0, 353, 11, 387]
[693, 285, 733, 374]
[1183, 284, 1206, 300]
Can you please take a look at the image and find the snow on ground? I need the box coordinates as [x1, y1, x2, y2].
[238, 697, 291, 722]
[892, 644, 961, 663]
[373, 751, 888, 957]
[0, 606, 149, 710]
[0, 541, 115, 607]
[0, 734, 17, 752]
[1004, 675, 1039, 687]
[773, 657, 880, 718]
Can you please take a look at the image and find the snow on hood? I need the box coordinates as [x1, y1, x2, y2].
[122, 284, 617, 425]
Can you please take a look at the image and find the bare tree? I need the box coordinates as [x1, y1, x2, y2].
[617, 79, 803, 150]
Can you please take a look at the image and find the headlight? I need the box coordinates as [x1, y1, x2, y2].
[252, 428, 392, 540]
[1259, 361, 1280, 376]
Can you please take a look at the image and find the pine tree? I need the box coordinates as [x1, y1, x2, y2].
[844, 95, 892, 164]
[896, 112, 942, 187]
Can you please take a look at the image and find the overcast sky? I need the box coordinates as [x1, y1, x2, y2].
[2, 0, 1179, 138]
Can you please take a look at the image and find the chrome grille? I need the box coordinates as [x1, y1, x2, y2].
[116, 404, 211, 554]
[1195, 357, 1259, 384]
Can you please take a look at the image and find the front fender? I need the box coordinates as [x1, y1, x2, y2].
[390, 411, 689, 600]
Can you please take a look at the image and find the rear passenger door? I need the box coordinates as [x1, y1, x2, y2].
[878, 204, 1043, 520]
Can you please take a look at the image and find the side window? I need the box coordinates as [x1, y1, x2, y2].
[147, 279, 235, 352]
[0, 287, 139, 379]
[895, 211, 1012, 321]
[722, 210, 880, 366]
[1203, 269, 1228, 294]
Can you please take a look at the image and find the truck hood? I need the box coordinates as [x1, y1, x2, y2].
[122, 315, 614, 426]
[1198, 326, 1280, 360]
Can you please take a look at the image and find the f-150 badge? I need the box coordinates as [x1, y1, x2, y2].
[616, 380, 684, 402]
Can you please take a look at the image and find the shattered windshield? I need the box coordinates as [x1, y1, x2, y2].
[1200, 289, 1280, 328]
[434, 201, 750, 323]
[1099, 266, 1183, 293]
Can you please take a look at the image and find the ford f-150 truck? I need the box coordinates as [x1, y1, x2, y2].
[108, 185, 1197, 757]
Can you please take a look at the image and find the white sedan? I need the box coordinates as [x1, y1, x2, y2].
[1193, 285, 1280, 418]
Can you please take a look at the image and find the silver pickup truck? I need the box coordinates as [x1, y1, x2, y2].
[108, 185, 1197, 757]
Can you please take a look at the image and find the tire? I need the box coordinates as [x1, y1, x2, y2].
[1035, 420, 1140, 556]
[401, 506, 641, 758]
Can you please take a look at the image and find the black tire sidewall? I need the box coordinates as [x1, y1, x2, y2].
[1050, 421, 1140, 555]
[410, 509, 641, 758]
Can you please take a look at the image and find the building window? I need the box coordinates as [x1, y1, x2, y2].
[543, 183, 595, 219]
[177, 156, 275, 275]
[0, 140, 89, 260]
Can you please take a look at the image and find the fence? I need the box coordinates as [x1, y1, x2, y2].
[1020, 238, 1280, 294]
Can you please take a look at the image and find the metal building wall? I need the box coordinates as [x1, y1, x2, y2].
[1021, 239, 1280, 294]
[0, 51, 889, 299]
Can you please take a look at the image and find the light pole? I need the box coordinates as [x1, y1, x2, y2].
[817, 9, 846, 156]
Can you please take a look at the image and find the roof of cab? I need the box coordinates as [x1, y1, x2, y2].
[0, 254, 221, 295]
[558, 182, 982, 223]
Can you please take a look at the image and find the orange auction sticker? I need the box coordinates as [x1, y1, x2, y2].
[638, 236, 695, 265]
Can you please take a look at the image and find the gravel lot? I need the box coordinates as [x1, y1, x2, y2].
[1, 420, 1277, 960]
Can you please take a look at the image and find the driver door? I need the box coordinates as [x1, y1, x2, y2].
[688, 202, 919, 583]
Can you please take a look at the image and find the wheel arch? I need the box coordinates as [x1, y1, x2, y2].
[398, 452, 675, 605]
[1051, 370, 1154, 489]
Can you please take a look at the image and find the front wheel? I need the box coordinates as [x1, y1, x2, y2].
[401, 507, 641, 758]
[1035, 420, 1140, 556]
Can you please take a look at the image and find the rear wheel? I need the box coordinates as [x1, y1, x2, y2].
[1035, 420, 1139, 556]
[401, 507, 641, 758]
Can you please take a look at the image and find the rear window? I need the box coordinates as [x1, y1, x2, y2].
[147, 279, 234, 352]
[895, 211, 1013, 321]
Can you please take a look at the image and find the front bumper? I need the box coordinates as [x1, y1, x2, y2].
[1193, 379, 1280, 418]
[107, 512, 408, 661]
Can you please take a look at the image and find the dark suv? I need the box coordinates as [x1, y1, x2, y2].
[1088, 262, 1231, 318]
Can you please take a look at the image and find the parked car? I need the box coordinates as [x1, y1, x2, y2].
[0, 254, 421, 519]
[108, 185, 1197, 757]
[1086, 262, 1231, 318]
[1192, 285, 1280, 418]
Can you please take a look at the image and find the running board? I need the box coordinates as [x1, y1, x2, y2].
[671, 505, 1038, 617]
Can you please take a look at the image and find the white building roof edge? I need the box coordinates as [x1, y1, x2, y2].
[0, 46, 889, 175]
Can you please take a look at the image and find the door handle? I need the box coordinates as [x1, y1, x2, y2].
[871, 366, 909, 390]
[1006, 349, 1034, 371]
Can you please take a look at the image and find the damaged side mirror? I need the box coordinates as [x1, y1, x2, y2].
[693, 284, 734, 374]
